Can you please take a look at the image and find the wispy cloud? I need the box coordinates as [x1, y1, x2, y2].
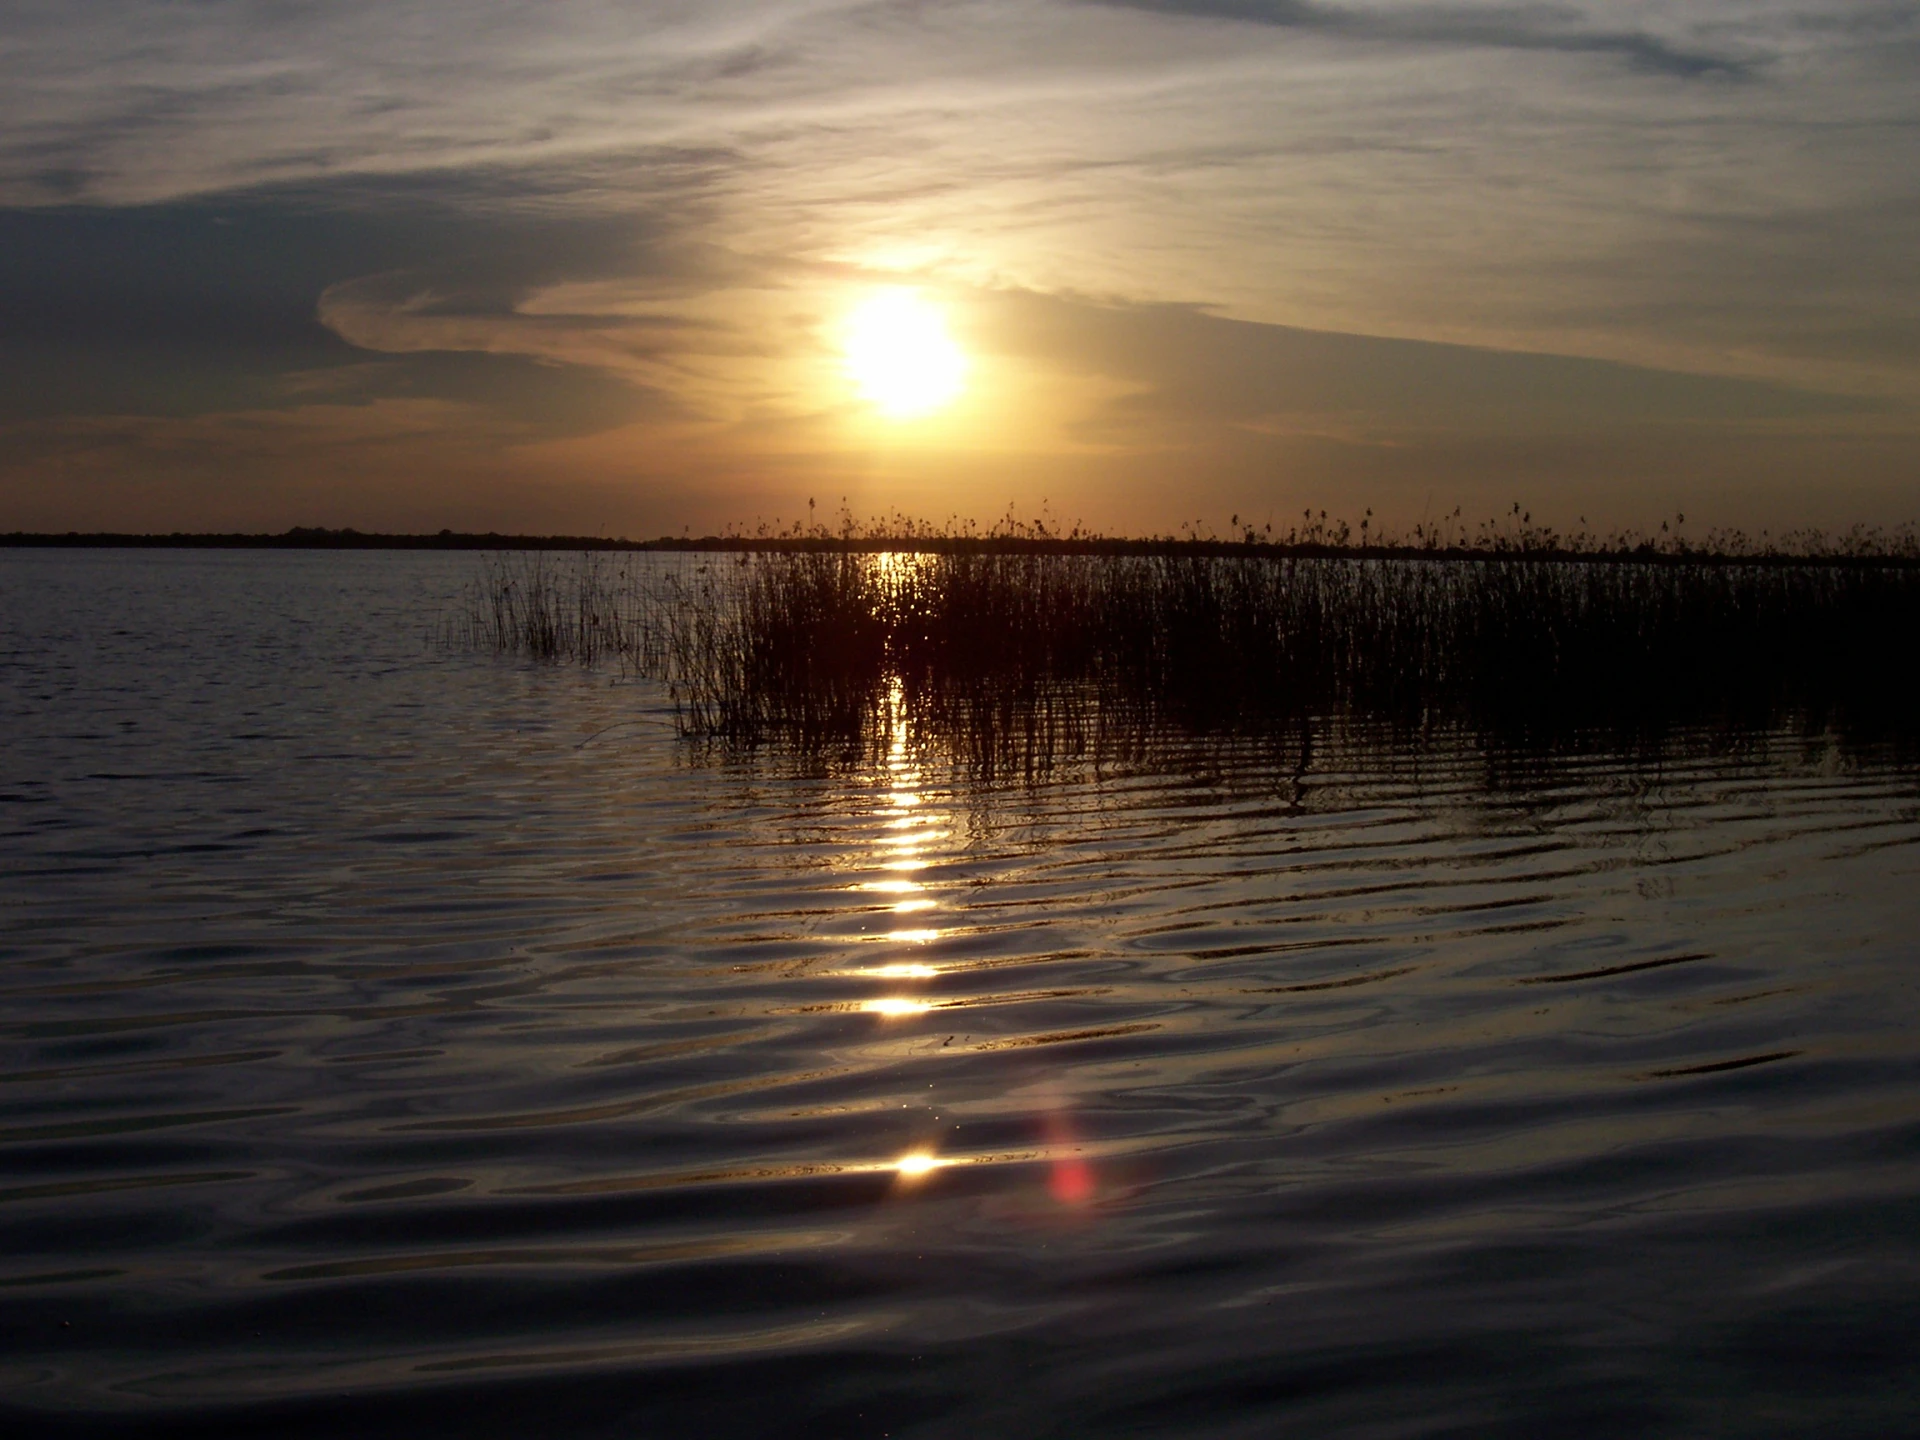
[1093, 0, 1751, 77]
[976, 290, 1873, 436]
[2, 0, 1917, 530]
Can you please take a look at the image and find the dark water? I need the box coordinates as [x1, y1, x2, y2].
[4, 550, 1920, 1438]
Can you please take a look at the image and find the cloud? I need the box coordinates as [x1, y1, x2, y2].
[974, 289, 1874, 440]
[2, 0, 1917, 532]
[1542, 192, 1920, 386]
[1092, 0, 1751, 78]
[0, 163, 731, 429]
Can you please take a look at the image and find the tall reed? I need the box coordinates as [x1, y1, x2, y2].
[457, 548, 1920, 757]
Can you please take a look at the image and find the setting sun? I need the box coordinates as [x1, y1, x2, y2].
[841, 288, 966, 418]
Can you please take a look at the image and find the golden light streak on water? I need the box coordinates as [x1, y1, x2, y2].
[863, 997, 934, 1017]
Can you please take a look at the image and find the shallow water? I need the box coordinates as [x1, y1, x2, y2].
[3, 550, 1919, 1438]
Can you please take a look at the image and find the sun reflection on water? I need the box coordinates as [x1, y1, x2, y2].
[851, 678, 951, 960]
[863, 963, 941, 980]
[832, 685, 1113, 1221]
[862, 996, 933, 1017]
[893, 1151, 947, 1179]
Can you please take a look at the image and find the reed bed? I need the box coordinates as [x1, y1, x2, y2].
[456, 547, 1920, 760]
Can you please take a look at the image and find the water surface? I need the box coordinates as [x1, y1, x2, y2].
[3, 550, 1919, 1438]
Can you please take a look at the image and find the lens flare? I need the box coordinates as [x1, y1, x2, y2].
[1043, 1106, 1098, 1206]
[1048, 1155, 1095, 1205]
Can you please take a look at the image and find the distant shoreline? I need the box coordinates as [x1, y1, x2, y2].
[6, 527, 1920, 567]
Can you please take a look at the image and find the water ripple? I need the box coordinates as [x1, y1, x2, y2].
[2, 551, 1919, 1436]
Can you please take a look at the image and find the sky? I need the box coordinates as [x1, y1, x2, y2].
[3, 0, 1918, 537]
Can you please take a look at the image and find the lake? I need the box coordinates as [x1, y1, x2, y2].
[4, 549, 1919, 1438]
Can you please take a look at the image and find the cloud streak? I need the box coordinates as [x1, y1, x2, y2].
[1094, 0, 1751, 78]
[1, 0, 1917, 531]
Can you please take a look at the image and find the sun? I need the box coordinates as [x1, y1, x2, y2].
[841, 288, 967, 418]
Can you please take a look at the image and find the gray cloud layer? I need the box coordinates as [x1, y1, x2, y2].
[0, 176, 688, 431]
[1094, 0, 1752, 77]
[977, 291, 1872, 435]
[2, 0, 1917, 529]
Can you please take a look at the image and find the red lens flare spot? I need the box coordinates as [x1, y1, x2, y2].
[1041, 1107, 1097, 1206]
[1048, 1155, 1095, 1205]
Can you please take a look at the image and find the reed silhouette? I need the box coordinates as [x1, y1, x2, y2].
[455, 519, 1920, 766]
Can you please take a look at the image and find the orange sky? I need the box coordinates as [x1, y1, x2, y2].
[3, 0, 1918, 535]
